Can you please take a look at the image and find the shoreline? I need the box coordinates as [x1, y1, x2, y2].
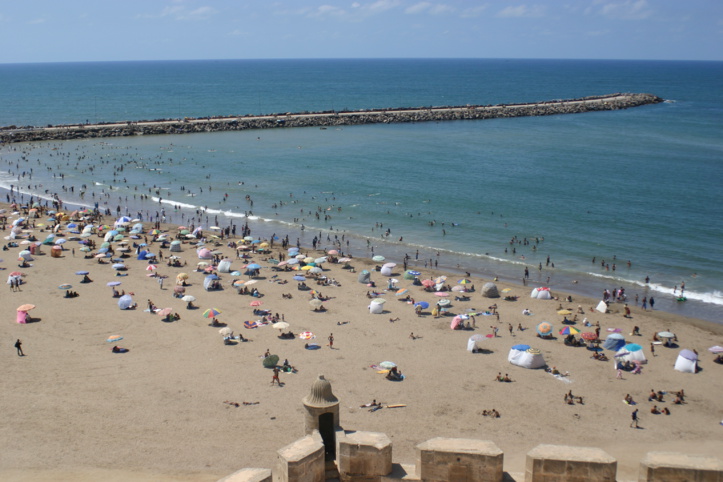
[1, 202, 721, 480]
[0, 93, 663, 144]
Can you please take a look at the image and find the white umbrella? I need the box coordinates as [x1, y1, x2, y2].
[181, 295, 196, 302]
[309, 299, 323, 309]
[371, 298, 387, 304]
[273, 322, 290, 331]
[219, 327, 232, 336]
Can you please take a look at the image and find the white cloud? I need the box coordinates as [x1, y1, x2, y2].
[405, 2, 432, 14]
[595, 0, 652, 20]
[138, 5, 217, 21]
[460, 5, 488, 18]
[496, 5, 545, 18]
[429, 4, 455, 15]
[308, 4, 347, 18]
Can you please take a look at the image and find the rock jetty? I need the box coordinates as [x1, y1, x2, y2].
[0, 93, 662, 144]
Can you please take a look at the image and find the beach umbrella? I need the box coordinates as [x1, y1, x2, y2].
[314, 257, 327, 264]
[58, 283, 72, 289]
[309, 299, 323, 309]
[421, 279, 435, 288]
[300, 265, 313, 271]
[451, 316, 464, 330]
[379, 361, 396, 369]
[435, 292, 449, 297]
[202, 308, 221, 318]
[435, 276, 447, 284]
[107, 281, 122, 287]
[557, 309, 572, 315]
[293, 275, 306, 281]
[112, 263, 126, 270]
[262, 354, 279, 368]
[96, 253, 109, 259]
[244, 280, 258, 286]
[246, 263, 261, 270]
[458, 279, 472, 284]
[657, 331, 675, 339]
[230, 271, 242, 276]
[76, 271, 89, 275]
[118, 294, 133, 310]
[437, 299, 451, 307]
[299, 331, 315, 340]
[559, 326, 580, 336]
[157, 307, 173, 317]
[580, 332, 598, 341]
[218, 327, 232, 336]
[273, 322, 290, 331]
[146, 264, 157, 271]
[249, 300, 263, 307]
[309, 267, 323, 274]
[371, 298, 386, 305]
[287, 258, 299, 265]
[372, 255, 385, 262]
[17, 304, 35, 312]
[106, 335, 123, 343]
[396, 288, 409, 296]
[79, 246, 91, 252]
[708, 346, 723, 354]
[327, 249, 338, 255]
[173, 286, 185, 295]
[414, 301, 430, 309]
[451, 285, 466, 292]
[536, 322, 553, 336]
[181, 295, 196, 303]
[623, 343, 643, 352]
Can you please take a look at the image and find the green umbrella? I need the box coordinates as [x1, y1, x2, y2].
[263, 355, 279, 368]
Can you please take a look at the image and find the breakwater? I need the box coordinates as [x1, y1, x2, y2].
[0, 93, 662, 144]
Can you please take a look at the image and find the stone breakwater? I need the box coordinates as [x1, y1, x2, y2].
[0, 93, 662, 144]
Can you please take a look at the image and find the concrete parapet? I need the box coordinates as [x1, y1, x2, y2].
[639, 452, 723, 482]
[338, 431, 393, 481]
[416, 437, 504, 482]
[525, 444, 616, 482]
[274, 431, 325, 482]
[381, 463, 420, 481]
[218, 468, 272, 482]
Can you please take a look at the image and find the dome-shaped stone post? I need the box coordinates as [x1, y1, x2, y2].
[302, 374, 340, 462]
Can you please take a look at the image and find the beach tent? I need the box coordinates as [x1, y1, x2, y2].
[674, 349, 698, 374]
[509, 346, 546, 369]
[217, 259, 232, 273]
[203, 274, 220, 291]
[615, 343, 646, 364]
[380, 263, 395, 277]
[481, 282, 499, 298]
[118, 294, 133, 310]
[197, 247, 213, 259]
[368, 302, 383, 314]
[602, 333, 626, 351]
[51, 245, 62, 258]
[596, 300, 609, 313]
[18, 250, 33, 261]
[16, 310, 29, 324]
[169, 240, 182, 252]
[530, 287, 552, 300]
[42, 234, 56, 245]
[137, 250, 150, 261]
[357, 270, 371, 284]
[467, 334, 486, 353]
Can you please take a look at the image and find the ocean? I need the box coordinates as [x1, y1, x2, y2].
[0, 58, 721, 323]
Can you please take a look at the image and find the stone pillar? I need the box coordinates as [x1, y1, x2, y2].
[416, 437, 504, 482]
[302, 374, 340, 434]
[274, 432, 325, 482]
[525, 444, 617, 482]
[218, 468, 272, 482]
[337, 431, 393, 482]
[639, 452, 723, 481]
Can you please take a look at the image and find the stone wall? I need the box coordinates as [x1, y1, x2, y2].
[0, 93, 663, 144]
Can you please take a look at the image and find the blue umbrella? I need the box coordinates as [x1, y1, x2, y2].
[112, 263, 126, 270]
[205, 274, 220, 280]
[414, 301, 430, 309]
[511, 344, 531, 351]
[75, 271, 89, 275]
[118, 294, 133, 310]
[107, 281, 122, 286]
[98, 247, 109, 254]
[246, 263, 261, 270]
[293, 275, 306, 281]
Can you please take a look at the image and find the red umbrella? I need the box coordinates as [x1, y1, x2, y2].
[580, 332, 598, 341]
[250, 300, 263, 307]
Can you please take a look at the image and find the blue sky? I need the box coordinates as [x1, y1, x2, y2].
[0, 0, 720, 63]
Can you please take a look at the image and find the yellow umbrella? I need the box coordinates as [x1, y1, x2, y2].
[300, 265, 313, 271]
[557, 309, 572, 315]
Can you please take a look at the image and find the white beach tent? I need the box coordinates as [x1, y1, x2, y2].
[217, 259, 232, 273]
[530, 287, 552, 300]
[380, 263, 396, 277]
[509, 345, 546, 369]
[169, 240, 182, 252]
[595, 300, 609, 313]
[368, 302, 383, 314]
[674, 349, 698, 373]
[615, 343, 647, 364]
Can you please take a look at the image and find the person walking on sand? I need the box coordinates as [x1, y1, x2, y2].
[328, 333, 334, 349]
[649, 296, 655, 310]
[271, 366, 281, 386]
[630, 409, 639, 428]
[650, 343, 655, 357]
[15, 339, 24, 356]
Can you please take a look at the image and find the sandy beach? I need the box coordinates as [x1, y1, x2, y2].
[1, 205, 722, 481]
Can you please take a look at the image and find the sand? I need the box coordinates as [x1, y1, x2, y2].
[1, 207, 722, 481]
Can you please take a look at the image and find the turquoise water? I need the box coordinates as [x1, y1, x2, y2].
[1, 59, 721, 322]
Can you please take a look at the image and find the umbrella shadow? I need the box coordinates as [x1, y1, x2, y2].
[472, 349, 494, 355]
[209, 322, 228, 327]
[25, 316, 41, 324]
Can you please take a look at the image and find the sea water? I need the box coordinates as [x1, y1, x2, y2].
[0, 59, 721, 323]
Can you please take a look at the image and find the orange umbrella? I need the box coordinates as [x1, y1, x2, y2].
[17, 304, 35, 312]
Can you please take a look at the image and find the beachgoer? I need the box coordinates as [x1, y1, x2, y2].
[328, 333, 334, 348]
[630, 409, 639, 428]
[15, 339, 24, 356]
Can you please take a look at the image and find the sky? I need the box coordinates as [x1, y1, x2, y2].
[0, 0, 720, 63]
